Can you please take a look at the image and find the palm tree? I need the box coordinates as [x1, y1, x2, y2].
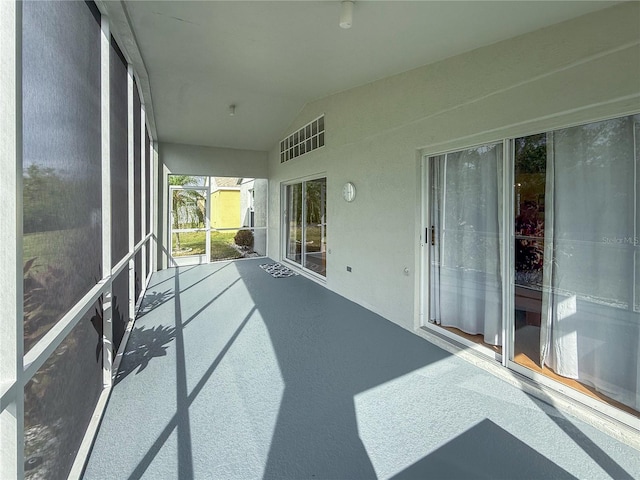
[169, 175, 206, 252]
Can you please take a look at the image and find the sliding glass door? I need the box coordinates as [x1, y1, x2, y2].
[513, 115, 640, 415]
[427, 144, 503, 355]
[423, 113, 639, 421]
[284, 177, 327, 277]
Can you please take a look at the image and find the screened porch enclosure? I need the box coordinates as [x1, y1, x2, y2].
[2, 1, 640, 479]
[168, 175, 268, 267]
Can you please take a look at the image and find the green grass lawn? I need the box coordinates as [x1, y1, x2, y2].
[210, 231, 242, 261]
[305, 226, 323, 252]
[23, 229, 71, 273]
[172, 230, 243, 261]
[172, 231, 206, 256]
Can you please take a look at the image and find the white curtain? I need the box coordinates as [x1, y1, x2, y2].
[430, 144, 503, 346]
[540, 115, 640, 410]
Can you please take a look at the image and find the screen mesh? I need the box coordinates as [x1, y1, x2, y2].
[110, 37, 128, 267]
[22, 0, 102, 352]
[145, 127, 151, 236]
[145, 128, 152, 278]
[24, 300, 103, 480]
[112, 267, 129, 353]
[135, 251, 143, 301]
[134, 82, 142, 245]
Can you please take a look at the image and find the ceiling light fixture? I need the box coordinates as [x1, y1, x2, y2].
[229, 104, 236, 116]
[339, 1, 354, 29]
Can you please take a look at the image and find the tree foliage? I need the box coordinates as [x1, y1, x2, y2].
[23, 165, 92, 234]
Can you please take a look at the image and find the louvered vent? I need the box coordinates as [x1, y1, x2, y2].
[280, 115, 325, 163]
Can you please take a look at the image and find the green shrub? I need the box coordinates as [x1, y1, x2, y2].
[234, 229, 254, 248]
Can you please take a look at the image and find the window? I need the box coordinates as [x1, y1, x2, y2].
[284, 177, 327, 276]
[280, 115, 325, 163]
[513, 114, 640, 415]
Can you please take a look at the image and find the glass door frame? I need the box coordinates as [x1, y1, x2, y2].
[421, 133, 640, 431]
[168, 183, 211, 267]
[503, 135, 640, 430]
[420, 141, 507, 363]
[281, 174, 327, 280]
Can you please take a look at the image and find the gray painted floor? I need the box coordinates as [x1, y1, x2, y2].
[83, 259, 640, 480]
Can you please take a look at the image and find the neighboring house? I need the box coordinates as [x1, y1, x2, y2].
[209, 177, 241, 230]
[239, 178, 268, 255]
[239, 178, 255, 227]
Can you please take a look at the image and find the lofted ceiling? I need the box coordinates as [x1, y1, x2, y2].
[122, 1, 621, 152]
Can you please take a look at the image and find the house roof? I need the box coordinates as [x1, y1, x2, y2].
[213, 177, 242, 189]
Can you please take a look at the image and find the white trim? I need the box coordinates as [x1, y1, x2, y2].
[92, 0, 157, 141]
[112, 265, 152, 378]
[23, 281, 106, 381]
[140, 106, 146, 283]
[172, 228, 208, 233]
[205, 182, 211, 263]
[281, 257, 327, 284]
[111, 233, 152, 278]
[502, 139, 515, 367]
[280, 175, 327, 280]
[420, 146, 503, 363]
[167, 184, 211, 267]
[127, 64, 135, 334]
[421, 321, 502, 363]
[419, 154, 429, 330]
[68, 388, 110, 480]
[100, 13, 113, 391]
[633, 119, 638, 313]
[152, 141, 158, 273]
[0, 2, 23, 478]
[508, 361, 640, 433]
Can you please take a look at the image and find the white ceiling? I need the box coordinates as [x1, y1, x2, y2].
[123, 1, 621, 152]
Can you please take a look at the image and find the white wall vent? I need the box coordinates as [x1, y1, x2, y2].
[280, 115, 325, 163]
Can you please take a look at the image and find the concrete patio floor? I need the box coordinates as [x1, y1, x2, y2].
[83, 258, 640, 479]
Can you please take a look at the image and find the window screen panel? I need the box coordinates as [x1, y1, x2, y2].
[145, 127, 151, 236]
[22, 0, 102, 353]
[24, 301, 103, 480]
[110, 37, 128, 266]
[134, 81, 142, 245]
[112, 267, 129, 353]
[135, 251, 143, 301]
[145, 239, 151, 282]
[145, 128, 151, 277]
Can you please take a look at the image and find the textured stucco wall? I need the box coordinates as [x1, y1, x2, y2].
[266, 3, 640, 330]
[210, 190, 241, 230]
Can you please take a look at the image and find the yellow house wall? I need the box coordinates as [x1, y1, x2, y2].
[210, 190, 241, 229]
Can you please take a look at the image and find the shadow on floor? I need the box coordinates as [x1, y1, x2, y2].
[114, 324, 176, 386]
[87, 260, 636, 480]
[392, 419, 575, 480]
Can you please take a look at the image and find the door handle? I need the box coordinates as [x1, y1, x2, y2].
[431, 226, 435, 246]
